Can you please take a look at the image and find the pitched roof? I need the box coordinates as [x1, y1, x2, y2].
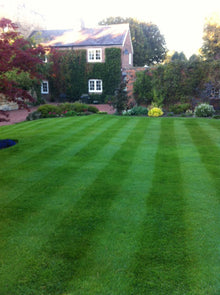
[30, 23, 130, 47]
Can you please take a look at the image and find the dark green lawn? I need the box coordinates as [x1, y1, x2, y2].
[0, 115, 219, 295]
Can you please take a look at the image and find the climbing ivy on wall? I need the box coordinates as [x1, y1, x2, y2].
[47, 47, 121, 102]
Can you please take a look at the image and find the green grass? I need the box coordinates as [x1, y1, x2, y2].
[0, 116, 219, 295]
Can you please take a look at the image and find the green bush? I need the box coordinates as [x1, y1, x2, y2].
[122, 109, 132, 116]
[212, 115, 220, 119]
[37, 103, 99, 118]
[62, 110, 77, 117]
[194, 103, 215, 117]
[26, 111, 42, 121]
[169, 103, 191, 114]
[87, 105, 99, 113]
[185, 109, 193, 116]
[59, 103, 76, 112]
[98, 111, 108, 115]
[37, 104, 60, 118]
[130, 106, 148, 116]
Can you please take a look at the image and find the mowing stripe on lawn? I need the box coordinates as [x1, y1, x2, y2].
[206, 119, 220, 132]
[130, 118, 189, 295]
[0, 115, 67, 136]
[0, 116, 114, 204]
[0, 117, 140, 294]
[185, 119, 220, 193]
[0, 115, 103, 169]
[66, 118, 161, 295]
[196, 120, 220, 149]
[176, 119, 220, 294]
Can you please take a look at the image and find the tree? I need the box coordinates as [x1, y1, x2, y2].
[0, 18, 45, 122]
[201, 14, 220, 60]
[171, 51, 187, 62]
[110, 81, 128, 115]
[133, 71, 153, 105]
[99, 17, 167, 66]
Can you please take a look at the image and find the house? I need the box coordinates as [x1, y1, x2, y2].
[30, 23, 133, 100]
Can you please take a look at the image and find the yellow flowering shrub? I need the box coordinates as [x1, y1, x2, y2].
[148, 107, 164, 117]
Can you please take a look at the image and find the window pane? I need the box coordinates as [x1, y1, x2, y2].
[96, 80, 101, 91]
[96, 50, 101, 60]
[89, 50, 94, 60]
[89, 80, 95, 90]
[41, 81, 48, 94]
[43, 83, 48, 92]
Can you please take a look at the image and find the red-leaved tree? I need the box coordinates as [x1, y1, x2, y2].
[0, 18, 45, 122]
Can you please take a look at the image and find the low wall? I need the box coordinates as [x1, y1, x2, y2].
[0, 94, 18, 111]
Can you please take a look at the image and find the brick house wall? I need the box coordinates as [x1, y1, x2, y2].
[123, 67, 146, 98]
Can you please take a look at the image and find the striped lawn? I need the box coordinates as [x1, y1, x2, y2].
[0, 115, 219, 295]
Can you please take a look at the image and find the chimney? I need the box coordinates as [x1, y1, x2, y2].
[80, 18, 85, 29]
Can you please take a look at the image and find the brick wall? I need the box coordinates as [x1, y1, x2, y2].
[123, 67, 146, 98]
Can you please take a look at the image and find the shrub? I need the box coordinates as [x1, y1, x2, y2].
[62, 110, 77, 117]
[70, 102, 88, 113]
[26, 111, 42, 121]
[98, 111, 108, 115]
[212, 115, 220, 119]
[37, 103, 98, 118]
[122, 109, 132, 116]
[169, 103, 191, 114]
[87, 105, 99, 113]
[59, 103, 76, 112]
[194, 103, 215, 117]
[148, 107, 164, 117]
[37, 104, 60, 118]
[130, 106, 148, 116]
[185, 109, 193, 116]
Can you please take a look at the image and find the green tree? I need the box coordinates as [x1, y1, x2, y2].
[133, 71, 153, 105]
[171, 51, 187, 62]
[201, 14, 220, 60]
[99, 17, 167, 66]
[111, 81, 128, 114]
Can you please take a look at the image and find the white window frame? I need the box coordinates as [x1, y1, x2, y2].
[129, 53, 132, 65]
[88, 79, 103, 93]
[41, 81, 49, 94]
[88, 48, 102, 62]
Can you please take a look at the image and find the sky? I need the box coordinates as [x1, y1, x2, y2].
[1, 0, 220, 58]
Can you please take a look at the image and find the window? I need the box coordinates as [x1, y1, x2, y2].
[88, 79, 102, 93]
[88, 49, 102, 62]
[41, 81, 49, 94]
[129, 53, 132, 65]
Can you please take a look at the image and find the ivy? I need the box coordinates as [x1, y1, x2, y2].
[48, 48, 121, 102]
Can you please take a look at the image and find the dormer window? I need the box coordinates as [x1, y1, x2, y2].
[88, 48, 102, 62]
